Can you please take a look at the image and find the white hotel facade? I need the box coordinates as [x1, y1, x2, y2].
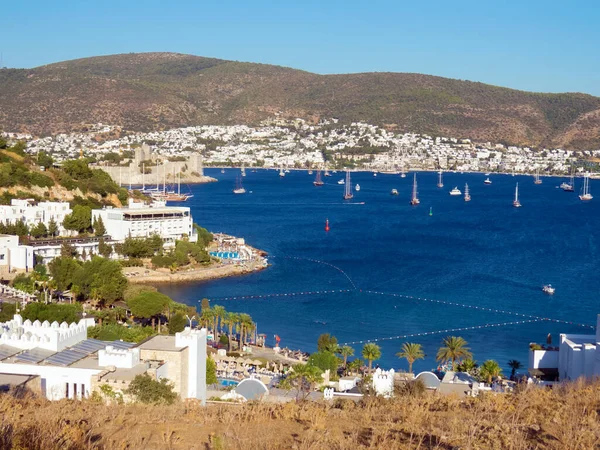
[0, 199, 72, 236]
[92, 199, 197, 246]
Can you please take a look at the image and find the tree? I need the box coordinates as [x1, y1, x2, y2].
[12, 274, 35, 294]
[168, 313, 187, 334]
[48, 256, 81, 290]
[317, 333, 339, 353]
[126, 374, 177, 405]
[436, 336, 472, 369]
[479, 360, 503, 384]
[212, 304, 226, 338]
[123, 283, 157, 302]
[307, 351, 340, 376]
[457, 359, 478, 374]
[127, 291, 171, 328]
[30, 222, 48, 239]
[206, 356, 218, 385]
[396, 342, 425, 374]
[63, 205, 92, 234]
[93, 216, 106, 237]
[46, 218, 58, 238]
[339, 346, 354, 372]
[237, 313, 253, 350]
[60, 242, 78, 258]
[346, 358, 363, 375]
[222, 312, 239, 352]
[37, 151, 54, 169]
[200, 298, 210, 312]
[73, 256, 127, 305]
[361, 343, 382, 374]
[282, 363, 323, 402]
[508, 360, 522, 380]
[200, 308, 215, 334]
[98, 238, 112, 258]
[22, 302, 82, 324]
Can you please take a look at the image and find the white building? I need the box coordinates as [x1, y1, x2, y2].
[0, 199, 71, 236]
[92, 199, 197, 245]
[528, 314, 600, 382]
[0, 314, 207, 403]
[30, 236, 105, 265]
[0, 234, 34, 273]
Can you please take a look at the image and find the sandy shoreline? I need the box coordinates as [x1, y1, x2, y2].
[124, 262, 266, 284]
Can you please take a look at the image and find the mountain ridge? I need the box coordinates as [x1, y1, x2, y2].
[1, 52, 599, 149]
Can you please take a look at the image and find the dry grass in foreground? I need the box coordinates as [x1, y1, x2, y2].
[1, 380, 599, 450]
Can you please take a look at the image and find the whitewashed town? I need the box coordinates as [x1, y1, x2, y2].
[9, 118, 600, 176]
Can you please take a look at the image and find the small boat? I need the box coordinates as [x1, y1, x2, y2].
[373, 172, 378, 177]
[391, 188, 399, 196]
[308, 170, 313, 175]
[324, 170, 331, 177]
[485, 172, 491, 176]
[484, 178, 492, 184]
[579, 173, 593, 201]
[355, 184, 361, 192]
[449, 187, 461, 196]
[534, 168, 542, 185]
[561, 168, 575, 192]
[285, 169, 290, 174]
[464, 183, 471, 202]
[221, 168, 225, 174]
[279, 168, 285, 177]
[410, 173, 420, 205]
[513, 182, 522, 207]
[429, 206, 433, 216]
[233, 176, 246, 194]
[241, 166, 246, 177]
[332, 170, 337, 174]
[337, 179, 345, 185]
[437, 171, 444, 188]
[343, 170, 353, 200]
[313, 170, 324, 186]
[542, 284, 555, 295]
[400, 171, 407, 178]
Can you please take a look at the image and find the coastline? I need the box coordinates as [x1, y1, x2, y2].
[124, 261, 266, 284]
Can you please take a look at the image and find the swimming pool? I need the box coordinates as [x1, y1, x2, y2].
[218, 378, 239, 387]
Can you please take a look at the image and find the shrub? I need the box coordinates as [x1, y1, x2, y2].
[21, 302, 82, 324]
[126, 374, 177, 405]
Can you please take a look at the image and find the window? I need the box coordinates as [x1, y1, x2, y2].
[65, 382, 69, 399]
[73, 383, 78, 398]
[81, 383, 85, 398]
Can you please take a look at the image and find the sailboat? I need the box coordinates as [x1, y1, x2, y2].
[233, 176, 246, 194]
[561, 168, 575, 192]
[513, 183, 522, 207]
[534, 168, 542, 185]
[355, 184, 361, 192]
[579, 173, 593, 201]
[324, 167, 331, 177]
[241, 166, 246, 177]
[313, 170, 324, 186]
[437, 171, 444, 188]
[343, 170, 353, 200]
[400, 167, 407, 178]
[279, 168, 285, 177]
[464, 183, 471, 202]
[410, 173, 420, 205]
[164, 172, 193, 201]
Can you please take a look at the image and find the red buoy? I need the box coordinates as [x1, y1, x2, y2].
[325, 219, 330, 232]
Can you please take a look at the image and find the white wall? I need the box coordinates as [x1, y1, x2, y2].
[0, 362, 100, 400]
[175, 327, 207, 404]
[529, 349, 559, 369]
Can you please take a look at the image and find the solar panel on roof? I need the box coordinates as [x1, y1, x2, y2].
[14, 349, 55, 364]
[110, 340, 136, 349]
[44, 349, 86, 367]
[0, 345, 20, 361]
[70, 339, 107, 355]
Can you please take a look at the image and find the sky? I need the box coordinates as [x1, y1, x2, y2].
[3, 0, 600, 95]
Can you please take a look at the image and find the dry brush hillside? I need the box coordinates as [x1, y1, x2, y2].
[1, 52, 600, 149]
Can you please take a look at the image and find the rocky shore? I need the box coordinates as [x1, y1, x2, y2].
[124, 261, 266, 284]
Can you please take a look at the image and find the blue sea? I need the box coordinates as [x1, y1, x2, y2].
[158, 168, 600, 374]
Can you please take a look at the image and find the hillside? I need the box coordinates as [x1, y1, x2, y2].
[0, 380, 598, 449]
[0, 139, 127, 207]
[1, 52, 600, 149]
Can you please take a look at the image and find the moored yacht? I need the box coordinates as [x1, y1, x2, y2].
[464, 183, 471, 202]
[484, 178, 492, 185]
[410, 173, 420, 205]
[513, 182, 522, 207]
[449, 187, 461, 196]
[355, 184, 361, 192]
[579, 173, 593, 201]
[391, 188, 399, 195]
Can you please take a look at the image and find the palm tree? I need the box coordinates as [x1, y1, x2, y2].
[436, 336, 472, 369]
[238, 313, 253, 349]
[361, 343, 382, 374]
[212, 305, 226, 338]
[508, 359, 522, 380]
[222, 312, 239, 352]
[480, 360, 502, 384]
[286, 363, 323, 402]
[339, 346, 355, 372]
[457, 358, 478, 374]
[200, 308, 214, 335]
[395, 342, 425, 374]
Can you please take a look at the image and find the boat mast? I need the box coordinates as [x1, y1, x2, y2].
[155, 161, 159, 190]
[515, 183, 519, 202]
[412, 173, 418, 201]
[178, 171, 181, 195]
[142, 163, 145, 190]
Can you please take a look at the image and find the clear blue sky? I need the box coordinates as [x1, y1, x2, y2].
[3, 0, 600, 95]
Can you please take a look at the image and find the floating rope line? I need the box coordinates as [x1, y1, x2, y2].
[363, 290, 595, 330]
[274, 255, 358, 290]
[341, 318, 546, 345]
[203, 289, 353, 302]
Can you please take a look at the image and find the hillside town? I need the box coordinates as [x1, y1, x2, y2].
[9, 118, 600, 176]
